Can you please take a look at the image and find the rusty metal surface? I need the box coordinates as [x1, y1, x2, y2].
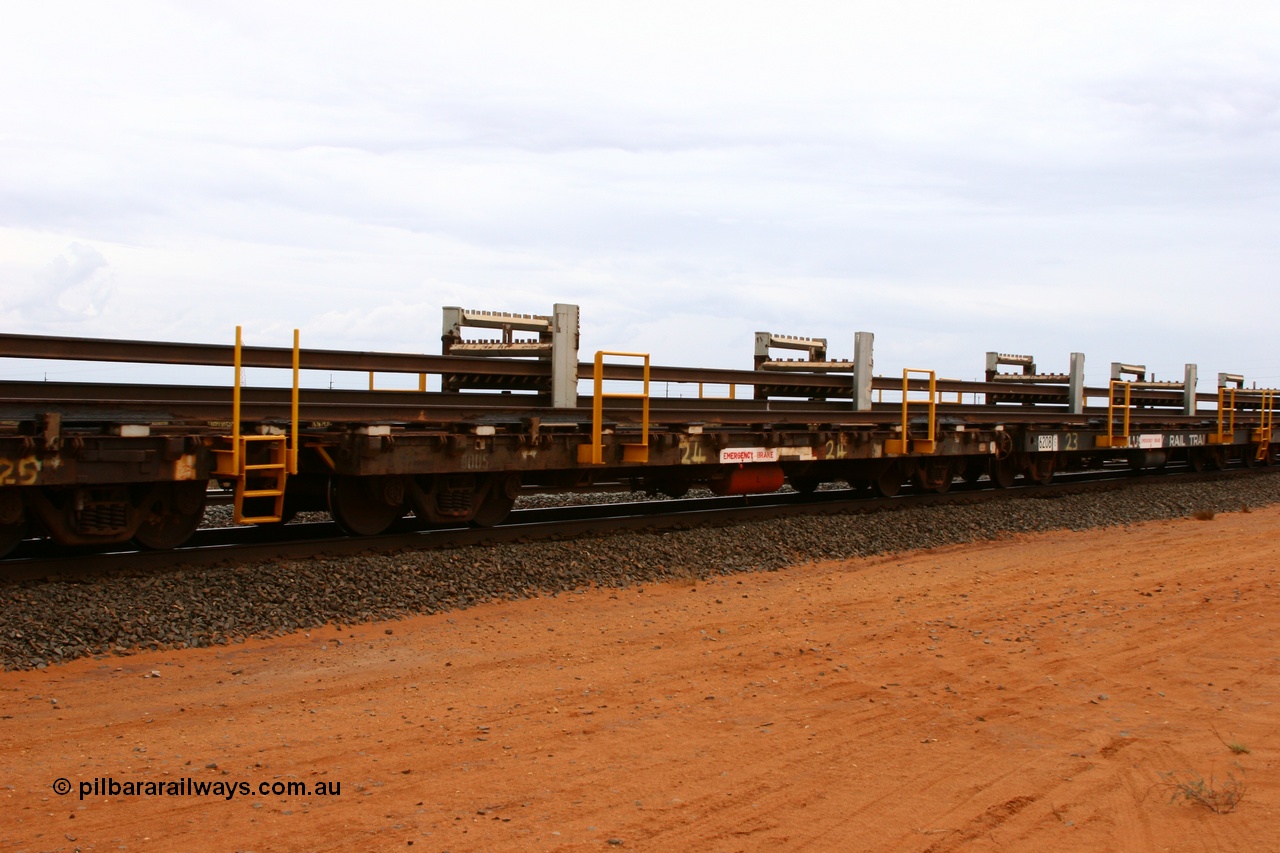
[0, 332, 550, 378]
[0, 378, 1236, 430]
[0, 332, 1262, 415]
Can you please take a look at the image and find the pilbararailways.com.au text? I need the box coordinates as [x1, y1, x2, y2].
[55, 776, 341, 801]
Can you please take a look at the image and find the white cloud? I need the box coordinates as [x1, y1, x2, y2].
[0, 1, 1277, 387]
[6, 242, 114, 325]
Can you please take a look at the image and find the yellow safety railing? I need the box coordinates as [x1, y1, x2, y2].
[698, 382, 736, 399]
[1252, 389, 1274, 441]
[577, 350, 650, 465]
[1096, 380, 1132, 449]
[1251, 389, 1275, 461]
[368, 371, 427, 392]
[213, 326, 299, 523]
[288, 329, 299, 475]
[1208, 385, 1237, 445]
[885, 368, 937, 455]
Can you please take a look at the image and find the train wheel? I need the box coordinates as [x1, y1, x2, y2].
[1187, 450, 1209, 473]
[473, 475, 520, 527]
[872, 463, 903, 498]
[790, 475, 822, 496]
[328, 476, 406, 536]
[0, 489, 24, 557]
[657, 481, 690, 498]
[644, 477, 690, 499]
[133, 482, 207, 550]
[960, 459, 986, 484]
[0, 522, 23, 558]
[990, 458, 1017, 489]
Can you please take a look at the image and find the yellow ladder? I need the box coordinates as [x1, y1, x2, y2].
[213, 326, 300, 523]
[1253, 388, 1274, 461]
[1208, 385, 1237, 445]
[1095, 380, 1132, 449]
[215, 434, 289, 523]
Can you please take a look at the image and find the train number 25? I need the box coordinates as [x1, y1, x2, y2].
[0, 456, 39, 486]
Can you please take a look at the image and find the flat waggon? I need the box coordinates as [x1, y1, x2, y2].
[0, 303, 1274, 558]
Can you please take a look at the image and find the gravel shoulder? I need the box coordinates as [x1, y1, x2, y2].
[2, 479, 1279, 851]
[4, 474, 1279, 671]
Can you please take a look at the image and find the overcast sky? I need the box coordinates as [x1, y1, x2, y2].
[2, 1, 1277, 391]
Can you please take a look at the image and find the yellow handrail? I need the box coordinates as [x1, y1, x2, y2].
[290, 329, 300, 474]
[217, 327, 298, 522]
[698, 382, 736, 399]
[368, 371, 427, 392]
[231, 325, 243, 474]
[1251, 388, 1275, 445]
[886, 368, 936, 454]
[1210, 386, 1237, 445]
[578, 350, 650, 465]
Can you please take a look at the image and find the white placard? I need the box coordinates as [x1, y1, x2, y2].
[719, 447, 780, 464]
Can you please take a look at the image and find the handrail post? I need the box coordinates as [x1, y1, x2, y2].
[1122, 382, 1131, 441]
[1212, 386, 1237, 443]
[232, 325, 243, 475]
[640, 355, 650, 453]
[591, 351, 606, 465]
[887, 368, 937, 454]
[926, 371, 937, 446]
[578, 350, 650, 465]
[291, 329, 300, 475]
[899, 371, 910, 446]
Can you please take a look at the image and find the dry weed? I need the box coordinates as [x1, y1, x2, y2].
[1159, 770, 1245, 814]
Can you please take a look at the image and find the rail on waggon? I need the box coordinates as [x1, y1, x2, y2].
[1, 302, 1275, 557]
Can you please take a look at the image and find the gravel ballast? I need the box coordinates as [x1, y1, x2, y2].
[3, 474, 1279, 670]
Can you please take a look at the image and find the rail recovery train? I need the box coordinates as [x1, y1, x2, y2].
[0, 303, 1275, 558]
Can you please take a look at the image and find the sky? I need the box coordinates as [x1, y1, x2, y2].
[1, 1, 1278, 392]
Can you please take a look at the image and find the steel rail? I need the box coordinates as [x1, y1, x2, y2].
[0, 378, 1242, 428]
[0, 332, 549, 377]
[4, 332, 1256, 407]
[4, 466, 1273, 583]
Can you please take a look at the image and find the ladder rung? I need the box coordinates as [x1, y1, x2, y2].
[237, 515, 283, 524]
[244, 463, 287, 471]
[242, 489, 285, 498]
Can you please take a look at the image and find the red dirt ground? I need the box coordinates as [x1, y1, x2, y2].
[2, 507, 1278, 852]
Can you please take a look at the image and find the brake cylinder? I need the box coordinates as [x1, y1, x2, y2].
[707, 464, 786, 496]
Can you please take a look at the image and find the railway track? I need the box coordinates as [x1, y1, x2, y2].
[4, 464, 1272, 583]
